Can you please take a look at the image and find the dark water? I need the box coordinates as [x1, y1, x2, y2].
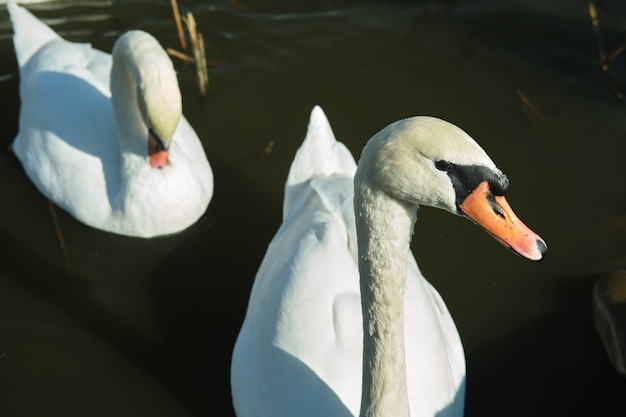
[1, 0, 625, 415]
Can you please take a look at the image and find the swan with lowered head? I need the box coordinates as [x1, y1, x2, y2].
[7, 1, 213, 238]
[231, 106, 546, 417]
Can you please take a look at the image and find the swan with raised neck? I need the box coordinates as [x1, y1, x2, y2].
[354, 116, 546, 417]
[230, 106, 546, 417]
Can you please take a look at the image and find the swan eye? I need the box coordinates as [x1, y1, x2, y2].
[435, 160, 453, 172]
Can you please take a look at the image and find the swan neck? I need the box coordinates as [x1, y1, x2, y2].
[110, 48, 147, 154]
[355, 183, 417, 417]
[109, 32, 182, 157]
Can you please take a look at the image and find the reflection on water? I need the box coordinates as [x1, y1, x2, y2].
[1, 1, 625, 416]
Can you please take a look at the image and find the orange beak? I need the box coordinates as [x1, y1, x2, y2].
[459, 181, 547, 261]
[148, 133, 169, 168]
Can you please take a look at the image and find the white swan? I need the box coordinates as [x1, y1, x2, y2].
[7, 1, 213, 238]
[231, 106, 547, 417]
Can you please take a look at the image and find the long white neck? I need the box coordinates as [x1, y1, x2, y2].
[110, 53, 146, 157]
[355, 181, 417, 417]
[109, 31, 182, 159]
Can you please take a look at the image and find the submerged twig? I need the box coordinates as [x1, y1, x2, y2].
[227, 0, 250, 12]
[601, 70, 625, 100]
[601, 44, 625, 68]
[588, 1, 606, 68]
[516, 89, 548, 129]
[242, 141, 275, 163]
[48, 200, 69, 265]
[588, 0, 624, 100]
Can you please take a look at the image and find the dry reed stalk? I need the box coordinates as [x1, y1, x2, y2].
[168, 46, 228, 67]
[167, 1, 210, 96]
[185, 12, 209, 96]
[170, 0, 187, 50]
[197, 33, 209, 93]
[166, 47, 195, 63]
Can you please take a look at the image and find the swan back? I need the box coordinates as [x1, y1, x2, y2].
[284, 105, 356, 220]
[7, 0, 60, 68]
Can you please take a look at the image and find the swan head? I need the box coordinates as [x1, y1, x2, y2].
[111, 30, 182, 168]
[355, 116, 547, 261]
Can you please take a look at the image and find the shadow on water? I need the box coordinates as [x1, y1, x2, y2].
[150, 155, 281, 416]
[0, 141, 279, 416]
[464, 274, 626, 417]
[0, 228, 185, 415]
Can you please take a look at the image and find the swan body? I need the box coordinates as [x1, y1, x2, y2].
[7, 1, 213, 238]
[231, 106, 546, 417]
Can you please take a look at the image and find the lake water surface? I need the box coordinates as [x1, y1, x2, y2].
[0, 0, 625, 415]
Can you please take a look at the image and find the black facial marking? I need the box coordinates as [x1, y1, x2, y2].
[435, 160, 509, 208]
[149, 128, 168, 151]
